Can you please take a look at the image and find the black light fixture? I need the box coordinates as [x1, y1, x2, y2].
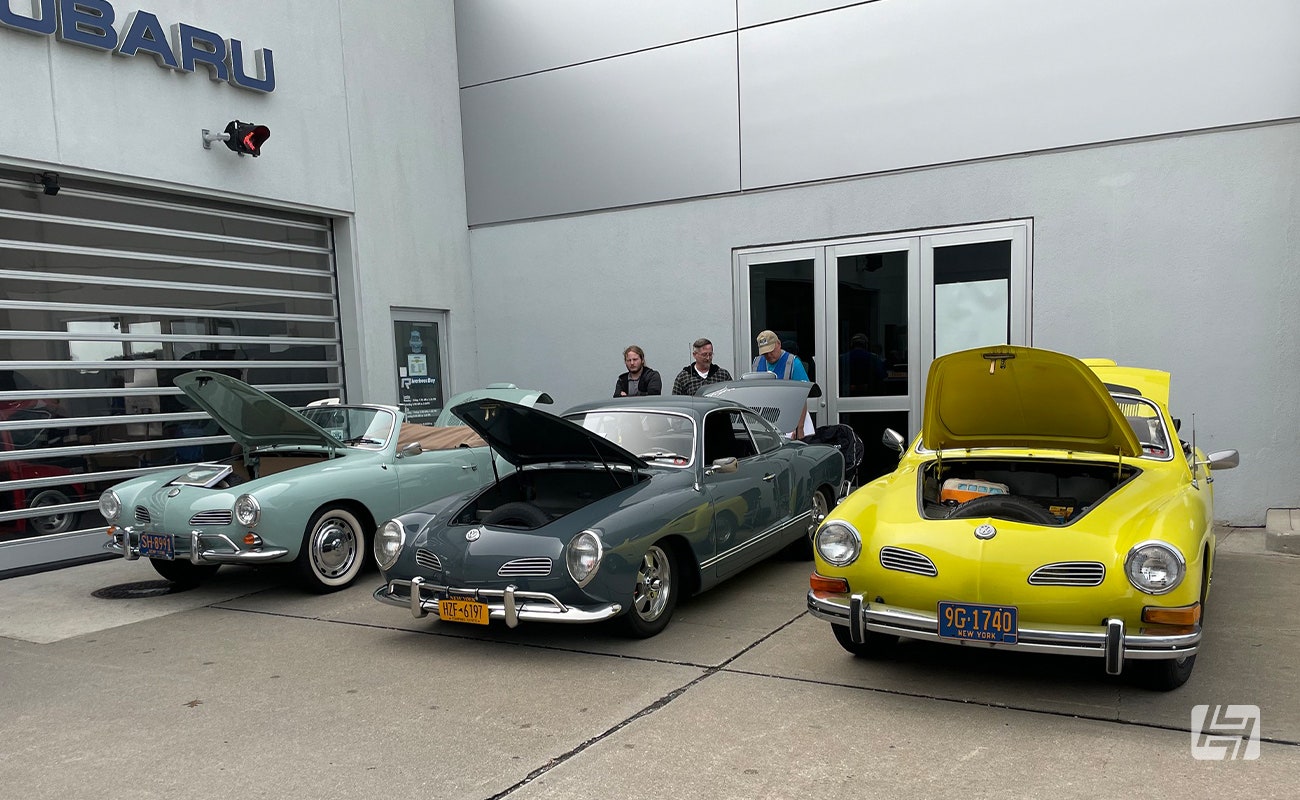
[201, 120, 271, 157]
[39, 172, 59, 196]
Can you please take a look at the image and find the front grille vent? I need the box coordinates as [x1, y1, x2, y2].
[189, 510, 233, 526]
[134, 507, 151, 524]
[415, 549, 442, 572]
[879, 546, 938, 577]
[1028, 562, 1106, 587]
[497, 557, 552, 577]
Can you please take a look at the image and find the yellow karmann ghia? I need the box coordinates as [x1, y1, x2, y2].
[808, 345, 1239, 690]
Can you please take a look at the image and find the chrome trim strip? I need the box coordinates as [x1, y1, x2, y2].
[700, 510, 811, 570]
[807, 591, 1198, 661]
[497, 557, 552, 577]
[879, 546, 938, 577]
[1028, 561, 1106, 587]
[375, 579, 621, 625]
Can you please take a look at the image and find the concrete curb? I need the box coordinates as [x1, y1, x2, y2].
[1265, 508, 1300, 555]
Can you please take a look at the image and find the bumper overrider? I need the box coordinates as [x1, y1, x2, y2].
[104, 526, 289, 564]
[807, 590, 1199, 675]
[374, 576, 622, 628]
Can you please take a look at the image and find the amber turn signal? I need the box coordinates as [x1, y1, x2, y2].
[243, 533, 262, 546]
[1142, 603, 1201, 626]
[810, 572, 849, 594]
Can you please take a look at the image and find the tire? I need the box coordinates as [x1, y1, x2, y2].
[619, 543, 678, 638]
[150, 559, 220, 588]
[831, 622, 898, 658]
[28, 489, 79, 536]
[1132, 654, 1197, 691]
[945, 494, 1060, 526]
[482, 502, 550, 529]
[294, 505, 368, 593]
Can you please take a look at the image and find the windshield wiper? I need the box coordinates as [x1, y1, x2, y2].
[637, 451, 687, 462]
[344, 436, 384, 445]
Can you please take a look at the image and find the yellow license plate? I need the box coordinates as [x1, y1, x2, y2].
[438, 598, 490, 625]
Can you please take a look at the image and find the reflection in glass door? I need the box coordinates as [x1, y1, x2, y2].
[736, 221, 1030, 486]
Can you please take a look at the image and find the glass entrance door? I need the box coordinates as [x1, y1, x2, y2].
[736, 220, 1031, 487]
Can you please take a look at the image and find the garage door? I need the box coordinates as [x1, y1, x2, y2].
[0, 168, 342, 575]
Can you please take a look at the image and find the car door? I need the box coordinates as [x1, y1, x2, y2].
[396, 445, 497, 511]
[702, 409, 784, 579]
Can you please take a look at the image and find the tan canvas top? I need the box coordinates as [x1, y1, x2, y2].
[397, 423, 486, 451]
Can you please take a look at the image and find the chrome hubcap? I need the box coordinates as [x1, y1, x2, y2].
[632, 546, 672, 622]
[312, 519, 357, 578]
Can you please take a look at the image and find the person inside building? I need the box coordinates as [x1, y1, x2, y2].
[613, 344, 662, 397]
[752, 329, 813, 438]
[671, 337, 733, 395]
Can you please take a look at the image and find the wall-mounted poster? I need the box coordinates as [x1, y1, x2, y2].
[393, 320, 444, 423]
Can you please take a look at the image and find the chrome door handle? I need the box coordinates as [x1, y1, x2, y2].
[762, 473, 776, 482]
[461, 464, 477, 471]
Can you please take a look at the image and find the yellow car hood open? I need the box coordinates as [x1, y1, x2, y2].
[923, 346, 1142, 457]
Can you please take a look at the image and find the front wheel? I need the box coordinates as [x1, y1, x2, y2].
[150, 559, 220, 588]
[618, 543, 678, 638]
[294, 505, 368, 593]
[831, 622, 898, 658]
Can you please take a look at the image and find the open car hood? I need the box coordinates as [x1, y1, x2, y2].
[923, 346, 1141, 457]
[174, 370, 341, 451]
[452, 398, 647, 469]
[698, 375, 816, 435]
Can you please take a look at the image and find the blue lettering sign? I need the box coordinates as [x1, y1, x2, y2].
[115, 10, 177, 69]
[57, 0, 115, 51]
[0, 0, 275, 93]
[0, 0, 57, 35]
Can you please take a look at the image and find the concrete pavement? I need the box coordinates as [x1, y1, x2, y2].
[0, 527, 1297, 799]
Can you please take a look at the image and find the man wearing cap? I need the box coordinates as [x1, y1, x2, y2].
[752, 330, 812, 437]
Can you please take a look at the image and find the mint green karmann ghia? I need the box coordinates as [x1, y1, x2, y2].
[101, 370, 551, 592]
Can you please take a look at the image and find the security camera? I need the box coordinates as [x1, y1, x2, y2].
[40, 172, 59, 196]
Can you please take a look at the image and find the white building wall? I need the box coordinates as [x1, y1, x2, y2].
[467, 123, 1300, 525]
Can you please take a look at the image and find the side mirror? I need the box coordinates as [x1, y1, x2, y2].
[1203, 449, 1239, 470]
[707, 456, 739, 474]
[398, 441, 423, 458]
[882, 428, 905, 454]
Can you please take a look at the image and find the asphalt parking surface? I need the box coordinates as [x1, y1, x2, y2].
[1, 527, 1297, 799]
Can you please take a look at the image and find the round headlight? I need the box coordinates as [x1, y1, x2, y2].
[566, 530, 604, 587]
[233, 494, 261, 528]
[99, 489, 121, 523]
[816, 521, 861, 567]
[374, 519, 405, 571]
[1125, 541, 1185, 595]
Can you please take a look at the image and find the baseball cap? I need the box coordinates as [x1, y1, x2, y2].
[756, 330, 779, 355]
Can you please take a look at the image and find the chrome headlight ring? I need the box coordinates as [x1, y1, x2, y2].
[374, 519, 406, 571]
[566, 529, 604, 587]
[1124, 540, 1186, 595]
[816, 521, 861, 567]
[233, 494, 261, 528]
[98, 489, 122, 523]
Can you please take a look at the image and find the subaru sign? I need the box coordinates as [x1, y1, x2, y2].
[1, 0, 275, 93]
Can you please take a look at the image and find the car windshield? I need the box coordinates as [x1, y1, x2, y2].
[1111, 393, 1174, 460]
[566, 410, 695, 467]
[300, 406, 395, 449]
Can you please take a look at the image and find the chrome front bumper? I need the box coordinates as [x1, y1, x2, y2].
[807, 590, 1200, 675]
[375, 576, 622, 628]
[104, 526, 290, 564]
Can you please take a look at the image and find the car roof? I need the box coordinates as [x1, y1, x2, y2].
[562, 395, 740, 418]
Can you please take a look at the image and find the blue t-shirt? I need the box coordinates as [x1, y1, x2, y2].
[754, 351, 809, 381]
